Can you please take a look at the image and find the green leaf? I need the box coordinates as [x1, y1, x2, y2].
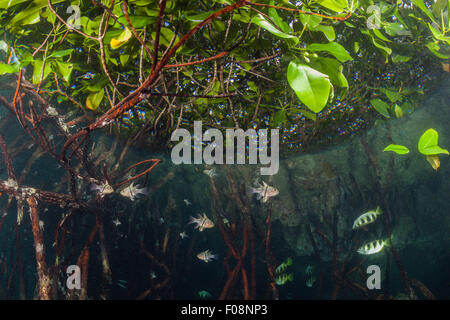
[361, 30, 392, 57]
[117, 15, 155, 28]
[392, 54, 412, 63]
[287, 60, 332, 113]
[384, 23, 411, 36]
[251, 14, 299, 44]
[411, 0, 436, 23]
[185, 11, 216, 22]
[0, 40, 8, 53]
[432, 0, 448, 18]
[299, 14, 322, 29]
[379, 88, 402, 103]
[370, 99, 390, 118]
[372, 29, 391, 42]
[151, 27, 180, 47]
[313, 25, 336, 41]
[120, 54, 130, 66]
[0, 0, 29, 9]
[383, 144, 410, 154]
[315, 0, 348, 12]
[306, 42, 352, 62]
[309, 57, 348, 88]
[9, 0, 65, 26]
[11, 9, 40, 26]
[247, 81, 258, 92]
[421, 145, 449, 155]
[289, 108, 317, 121]
[48, 49, 74, 58]
[268, 1, 291, 33]
[394, 104, 404, 118]
[0, 63, 19, 75]
[272, 109, 287, 126]
[428, 23, 449, 43]
[32, 59, 51, 85]
[54, 61, 73, 82]
[425, 42, 450, 59]
[418, 128, 449, 155]
[86, 89, 105, 111]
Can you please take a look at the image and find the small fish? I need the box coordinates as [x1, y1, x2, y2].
[305, 265, 314, 276]
[184, 199, 192, 206]
[275, 257, 292, 274]
[357, 238, 390, 255]
[112, 218, 121, 227]
[151, 272, 156, 279]
[91, 182, 114, 197]
[275, 273, 293, 285]
[189, 212, 214, 232]
[352, 207, 383, 229]
[249, 181, 279, 203]
[179, 231, 189, 239]
[198, 290, 212, 298]
[306, 276, 316, 288]
[120, 182, 148, 201]
[159, 217, 165, 224]
[203, 168, 217, 178]
[197, 249, 217, 263]
[117, 279, 127, 289]
[222, 217, 231, 227]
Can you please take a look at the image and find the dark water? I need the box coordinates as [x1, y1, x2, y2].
[0, 70, 449, 301]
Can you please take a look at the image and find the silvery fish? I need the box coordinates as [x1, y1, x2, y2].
[179, 231, 188, 239]
[91, 181, 114, 197]
[189, 212, 214, 231]
[357, 238, 390, 255]
[305, 265, 314, 276]
[120, 182, 148, 201]
[197, 249, 217, 263]
[249, 181, 279, 203]
[198, 290, 211, 298]
[306, 276, 316, 288]
[352, 207, 383, 229]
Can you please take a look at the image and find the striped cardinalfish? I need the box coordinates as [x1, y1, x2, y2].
[189, 212, 214, 232]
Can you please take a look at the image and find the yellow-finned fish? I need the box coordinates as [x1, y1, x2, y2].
[275, 273, 293, 285]
[357, 238, 391, 255]
[274, 257, 293, 286]
[352, 207, 382, 229]
[275, 257, 292, 274]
